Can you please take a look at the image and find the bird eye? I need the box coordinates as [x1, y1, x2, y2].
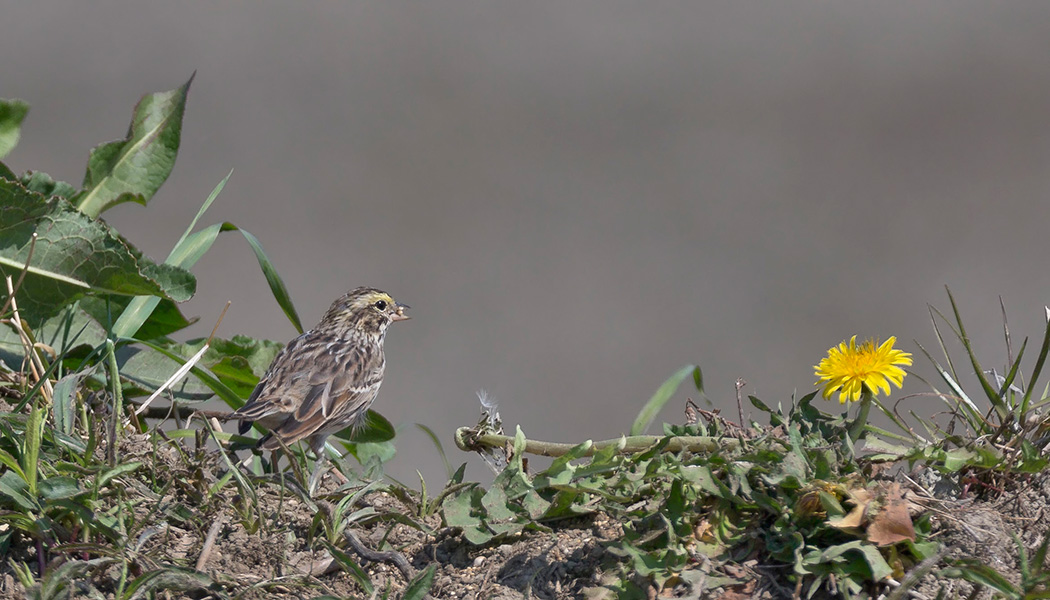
[374, 300, 388, 310]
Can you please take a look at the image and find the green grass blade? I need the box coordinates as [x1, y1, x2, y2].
[402, 564, 437, 600]
[630, 364, 697, 436]
[996, 337, 1027, 412]
[1020, 306, 1050, 415]
[111, 172, 231, 339]
[914, 341, 984, 429]
[945, 288, 1004, 416]
[23, 405, 42, 497]
[416, 423, 453, 480]
[233, 227, 303, 334]
[929, 304, 961, 383]
[52, 367, 94, 435]
[172, 170, 231, 253]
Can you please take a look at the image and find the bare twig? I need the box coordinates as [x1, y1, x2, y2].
[3, 275, 54, 403]
[0, 233, 37, 319]
[136, 301, 231, 416]
[195, 514, 225, 572]
[735, 377, 747, 425]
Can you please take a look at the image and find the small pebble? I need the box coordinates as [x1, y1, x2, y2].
[498, 544, 514, 556]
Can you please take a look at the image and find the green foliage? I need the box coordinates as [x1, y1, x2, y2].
[445, 387, 949, 597]
[0, 178, 194, 325]
[0, 99, 29, 159]
[942, 530, 1050, 599]
[630, 364, 700, 435]
[864, 289, 1050, 486]
[0, 79, 398, 597]
[74, 75, 193, 218]
[5, 79, 1050, 600]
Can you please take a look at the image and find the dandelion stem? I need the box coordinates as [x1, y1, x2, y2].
[848, 392, 873, 443]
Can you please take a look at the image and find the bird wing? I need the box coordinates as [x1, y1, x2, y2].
[233, 334, 317, 432]
[263, 372, 382, 449]
[233, 331, 385, 447]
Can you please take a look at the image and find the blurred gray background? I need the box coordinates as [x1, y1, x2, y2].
[5, 2, 1050, 483]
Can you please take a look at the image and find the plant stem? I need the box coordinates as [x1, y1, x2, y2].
[454, 427, 771, 458]
[847, 392, 872, 443]
[105, 339, 123, 467]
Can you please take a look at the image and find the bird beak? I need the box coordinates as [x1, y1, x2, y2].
[390, 303, 410, 321]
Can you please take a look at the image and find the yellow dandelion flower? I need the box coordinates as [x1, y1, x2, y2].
[814, 336, 913, 404]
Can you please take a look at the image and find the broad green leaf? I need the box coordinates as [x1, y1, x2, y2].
[82, 295, 195, 341]
[818, 541, 893, 581]
[442, 485, 494, 545]
[0, 471, 36, 511]
[18, 170, 77, 200]
[943, 448, 977, 472]
[119, 336, 284, 401]
[123, 336, 282, 399]
[0, 99, 29, 159]
[0, 180, 194, 324]
[344, 440, 396, 470]
[630, 365, 698, 436]
[74, 75, 193, 218]
[37, 476, 81, 501]
[333, 409, 396, 444]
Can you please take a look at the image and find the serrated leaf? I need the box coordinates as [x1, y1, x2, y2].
[442, 485, 494, 545]
[18, 171, 77, 200]
[74, 76, 193, 218]
[0, 99, 28, 159]
[0, 180, 195, 324]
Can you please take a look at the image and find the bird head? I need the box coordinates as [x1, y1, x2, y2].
[320, 287, 410, 335]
